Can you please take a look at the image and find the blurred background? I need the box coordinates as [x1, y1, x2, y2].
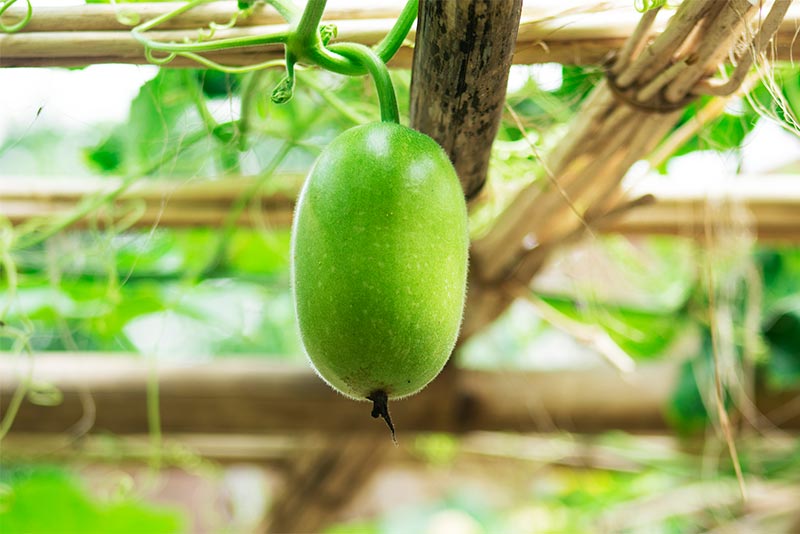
[3, 1, 800, 533]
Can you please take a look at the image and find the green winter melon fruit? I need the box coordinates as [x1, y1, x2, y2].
[291, 122, 469, 432]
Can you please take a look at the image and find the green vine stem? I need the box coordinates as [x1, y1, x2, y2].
[374, 0, 418, 66]
[131, 0, 289, 71]
[289, 0, 418, 76]
[131, 0, 415, 123]
[131, 0, 417, 75]
[324, 42, 400, 124]
[285, 0, 400, 122]
[137, 29, 290, 54]
[0, 0, 32, 33]
[290, 0, 327, 50]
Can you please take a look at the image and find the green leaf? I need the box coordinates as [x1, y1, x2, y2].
[197, 70, 240, 98]
[603, 309, 687, 359]
[758, 248, 800, 311]
[552, 66, 604, 107]
[764, 309, 800, 390]
[543, 296, 687, 360]
[85, 70, 209, 175]
[225, 230, 290, 276]
[746, 67, 800, 133]
[0, 466, 184, 534]
[667, 356, 711, 435]
[655, 96, 757, 172]
[666, 331, 734, 435]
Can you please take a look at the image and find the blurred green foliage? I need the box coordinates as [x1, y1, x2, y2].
[0, 466, 183, 534]
[2, 228, 300, 355]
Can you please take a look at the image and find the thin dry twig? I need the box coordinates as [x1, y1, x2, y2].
[636, 58, 690, 101]
[664, 0, 757, 102]
[648, 74, 759, 168]
[696, 0, 793, 96]
[615, 0, 725, 88]
[524, 292, 636, 374]
[610, 5, 662, 75]
[703, 233, 748, 502]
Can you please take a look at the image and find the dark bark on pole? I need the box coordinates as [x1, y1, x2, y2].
[409, 0, 523, 200]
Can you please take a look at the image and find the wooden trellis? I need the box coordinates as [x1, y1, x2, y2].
[2, 0, 800, 532]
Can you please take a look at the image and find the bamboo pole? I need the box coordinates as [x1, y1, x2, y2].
[2, 354, 800, 435]
[265, 436, 394, 533]
[3, 174, 800, 240]
[3, 1, 800, 68]
[409, 0, 523, 200]
[9, 1, 403, 32]
[0, 432, 300, 465]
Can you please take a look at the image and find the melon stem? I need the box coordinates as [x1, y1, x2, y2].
[367, 390, 397, 444]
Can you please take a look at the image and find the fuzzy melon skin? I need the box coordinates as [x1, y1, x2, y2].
[291, 122, 469, 400]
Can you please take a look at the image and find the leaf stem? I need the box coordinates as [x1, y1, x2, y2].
[298, 0, 418, 75]
[131, 0, 289, 58]
[134, 28, 290, 54]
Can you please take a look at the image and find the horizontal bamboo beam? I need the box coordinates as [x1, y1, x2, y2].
[603, 175, 800, 241]
[0, 432, 299, 465]
[2, 1, 800, 68]
[2, 353, 800, 435]
[0, 175, 298, 229]
[4, 174, 800, 241]
[10, 1, 404, 32]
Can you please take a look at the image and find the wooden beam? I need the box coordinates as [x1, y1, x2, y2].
[603, 175, 800, 241]
[3, 1, 800, 68]
[4, 174, 800, 239]
[3, 354, 800, 435]
[10, 1, 404, 32]
[409, 0, 523, 199]
[0, 175, 298, 229]
[0, 433, 299, 465]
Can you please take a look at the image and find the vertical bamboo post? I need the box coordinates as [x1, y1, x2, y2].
[410, 0, 523, 200]
[264, 436, 394, 533]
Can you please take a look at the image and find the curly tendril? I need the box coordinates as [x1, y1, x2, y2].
[0, 0, 33, 33]
[131, 0, 418, 124]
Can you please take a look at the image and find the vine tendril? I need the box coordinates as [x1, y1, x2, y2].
[131, 0, 417, 123]
[0, 0, 32, 33]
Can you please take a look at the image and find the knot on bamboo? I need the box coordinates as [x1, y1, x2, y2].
[605, 61, 697, 114]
